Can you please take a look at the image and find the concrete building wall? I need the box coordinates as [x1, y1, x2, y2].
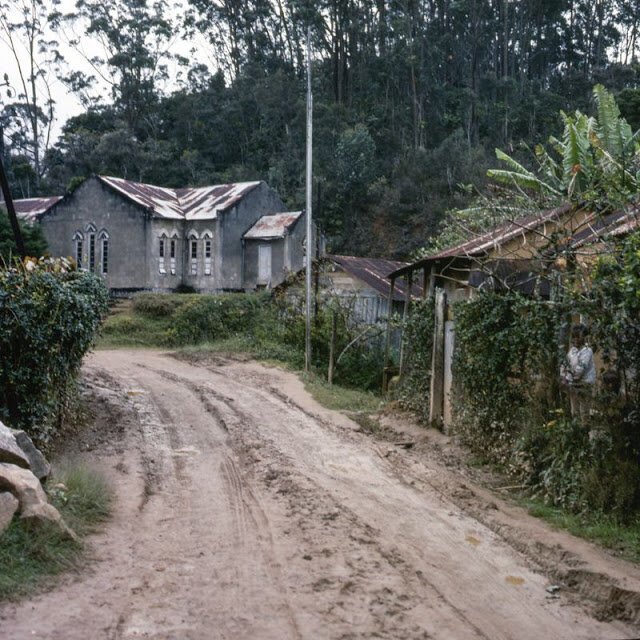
[181, 219, 220, 291]
[149, 219, 184, 292]
[38, 177, 290, 294]
[243, 239, 285, 289]
[286, 214, 306, 273]
[218, 183, 285, 290]
[40, 177, 151, 291]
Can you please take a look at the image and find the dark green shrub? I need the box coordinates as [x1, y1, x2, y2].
[394, 297, 434, 421]
[132, 292, 195, 318]
[0, 260, 109, 444]
[453, 292, 561, 457]
[166, 292, 269, 345]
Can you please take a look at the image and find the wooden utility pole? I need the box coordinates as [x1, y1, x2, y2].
[305, 27, 313, 372]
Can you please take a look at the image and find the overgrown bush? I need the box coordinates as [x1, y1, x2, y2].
[166, 292, 269, 345]
[452, 280, 640, 520]
[0, 258, 109, 444]
[453, 292, 561, 459]
[393, 297, 434, 421]
[132, 292, 196, 318]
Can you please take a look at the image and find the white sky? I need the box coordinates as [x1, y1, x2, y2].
[0, 0, 216, 144]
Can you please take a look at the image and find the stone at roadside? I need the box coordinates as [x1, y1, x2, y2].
[10, 429, 51, 481]
[21, 503, 78, 542]
[0, 463, 78, 541]
[0, 491, 19, 534]
[0, 462, 48, 510]
[0, 422, 30, 470]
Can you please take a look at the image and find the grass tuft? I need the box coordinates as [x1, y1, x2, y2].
[521, 499, 640, 564]
[0, 460, 113, 601]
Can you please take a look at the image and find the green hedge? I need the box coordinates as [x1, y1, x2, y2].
[165, 292, 270, 345]
[0, 261, 109, 444]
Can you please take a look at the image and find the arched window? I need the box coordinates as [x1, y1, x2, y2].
[98, 230, 109, 275]
[202, 231, 213, 276]
[187, 230, 199, 275]
[169, 231, 178, 275]
[158, 232, 168, 275]
[86, 224, 97, 272]
[72, 231, 84, 267]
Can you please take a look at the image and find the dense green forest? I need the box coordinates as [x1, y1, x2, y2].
[2, 0, 640, 257]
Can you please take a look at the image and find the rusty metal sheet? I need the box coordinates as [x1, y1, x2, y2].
[244, 211, 303, 239]
[3, 196, 62, 222]
[99, 176, 261, 221]
[328, 255, 423, 301]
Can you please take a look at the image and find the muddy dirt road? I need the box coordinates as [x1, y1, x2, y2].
[2, 350, 640, 639]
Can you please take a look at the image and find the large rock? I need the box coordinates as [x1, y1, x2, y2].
[10, 429, 51, 481]
[0, 422, 30, 469]
[0, 491, 19, 534]
[0, 462, 48, 509]
[0, 463, 77, 541]
[21, 502, 78, 542]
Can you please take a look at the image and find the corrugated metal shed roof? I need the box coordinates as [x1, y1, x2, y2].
[98, 176, 262, 220]
[244, 211, 303, 239]
[569, 207, 639, 248]
[389, 203, 574, 278]
[3, 196, 62, 223]
[328, 255, 423, 301]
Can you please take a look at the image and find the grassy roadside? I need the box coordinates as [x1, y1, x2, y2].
[518, 499, 640, 564]
[0, 461, 113, 601]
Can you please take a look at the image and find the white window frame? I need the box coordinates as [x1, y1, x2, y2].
[98, 230, 109, 275]
[202, 231, 212, 276]
[86, 223, 97, 273]
[158, 234, 167, 275]
[73, 231, 84, 268]
[188, 230, 199, 276]
[170, 236, 177, 275]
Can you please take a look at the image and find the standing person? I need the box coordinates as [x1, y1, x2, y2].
[560, 323, 596, 424]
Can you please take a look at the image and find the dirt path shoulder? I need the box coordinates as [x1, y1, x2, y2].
[1, 350, 639, 640]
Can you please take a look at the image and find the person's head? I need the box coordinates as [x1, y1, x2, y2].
[571, 323, 588, 347]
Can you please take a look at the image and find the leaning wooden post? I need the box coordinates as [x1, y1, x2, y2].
[429, 288, 446, 429]
[0, 153, 26, 259]
[382, 275, 396, 391]
[398, 270, 413, 381]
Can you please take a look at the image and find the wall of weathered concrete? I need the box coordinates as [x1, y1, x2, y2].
[217, 183, 285, 290]
[286, 214, 306, 273]
[40, 178, 153, 291]
[243, 239, 285, 289]
[39, 178, 288, 294]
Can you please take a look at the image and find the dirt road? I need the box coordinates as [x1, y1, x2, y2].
[2, 350, 640, 639]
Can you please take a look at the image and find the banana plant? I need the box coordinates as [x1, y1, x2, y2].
[488, 85, 639, 204]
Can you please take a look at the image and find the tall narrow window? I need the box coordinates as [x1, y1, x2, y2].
[73, 231, 84, 267]
[203, 234, 212, 276]
[102, 239, 109, 273]
[99, 230, 110, 275]
[158, 236, 166, 274]
[89, 233, 96, 272]
[170, 238, 177, 275]
[190, 238, 198, 275]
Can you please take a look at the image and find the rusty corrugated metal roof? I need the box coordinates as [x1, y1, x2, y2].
[570, 207, 639, 248]
[389, 203, 574, 278]
[98, 176, 261, 220]
[2, 196, 62, 223]
[328, 255, 423, 301]
[244, 211, 303, 239]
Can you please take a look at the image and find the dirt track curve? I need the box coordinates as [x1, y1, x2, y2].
[2, 349, 640, 640]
